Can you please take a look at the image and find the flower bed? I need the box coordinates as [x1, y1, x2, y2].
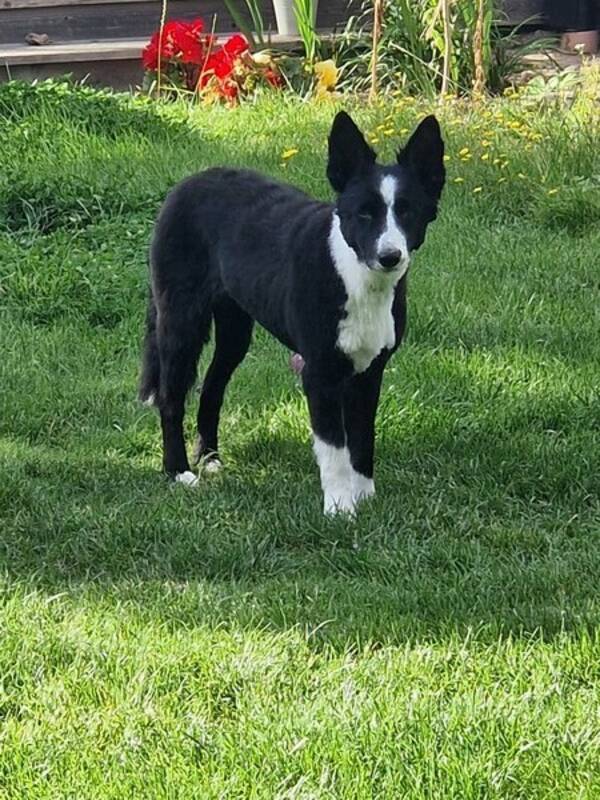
[142, 18, 281, 102]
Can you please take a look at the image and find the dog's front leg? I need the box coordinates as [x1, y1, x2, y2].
[303, 370, 355, 516]
[343, 358, 387, 505]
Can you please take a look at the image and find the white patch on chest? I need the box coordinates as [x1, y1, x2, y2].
[329, 213, 402, 373]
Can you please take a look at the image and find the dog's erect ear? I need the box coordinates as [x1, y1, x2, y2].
[398, 115, 445, 202]
[327, 111, 376, 193]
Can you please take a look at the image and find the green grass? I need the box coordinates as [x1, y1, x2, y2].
[1, 79, 600, 797]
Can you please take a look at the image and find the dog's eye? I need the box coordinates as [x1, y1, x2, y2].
[395, 198, 410, 216]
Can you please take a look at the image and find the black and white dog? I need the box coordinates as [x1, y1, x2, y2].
[140, 111, 445, 515]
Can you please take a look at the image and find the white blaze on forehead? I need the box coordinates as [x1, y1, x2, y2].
[377, 175, 409, 266]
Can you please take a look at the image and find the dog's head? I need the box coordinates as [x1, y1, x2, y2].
[327, 111, 445, 273]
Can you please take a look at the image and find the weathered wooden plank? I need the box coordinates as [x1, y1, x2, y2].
[0, 32, 312, 64]
[1, 37, 150, 62]
[0, 53, 143, 87]
[0, 1, 241, 44]
[0, 0, 353, 47]
[1, 0, 148, 9]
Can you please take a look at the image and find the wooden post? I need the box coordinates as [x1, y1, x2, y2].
[369, 0, 384, 101]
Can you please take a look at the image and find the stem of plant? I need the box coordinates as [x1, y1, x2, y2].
[441, 0, 452, 99]
[370, 0, 384, 101]
[473, 0, 486, 98]
[156, 0, 169, 98]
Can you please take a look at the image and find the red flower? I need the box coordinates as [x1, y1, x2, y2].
[142, 18, 208, 70]
[222, 34, 249, 58]
[202, 34, 248, 78]
[142, 39, 159, 70]
[189, 19, 204, 37]
[265, 68, 282, 88]
[219, 81, 239, 100]
[211, 50, 234, 79]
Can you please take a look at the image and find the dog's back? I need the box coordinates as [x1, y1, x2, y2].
[148, 168, 333, 348]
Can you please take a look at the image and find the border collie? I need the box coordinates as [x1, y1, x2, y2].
[140, 111, 445, 515]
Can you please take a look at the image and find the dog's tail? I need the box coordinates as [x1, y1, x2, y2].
[139, 290, 160, 407]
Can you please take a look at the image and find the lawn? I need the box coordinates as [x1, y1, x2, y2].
[1, 79, 600, 798]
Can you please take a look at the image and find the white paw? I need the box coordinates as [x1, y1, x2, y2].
[202, 459, 222, 475]
[141, 392, 156, 407]
[324, 490, 357, 517]
[352, 474, 375, 502]
[175, 470, 199, 487]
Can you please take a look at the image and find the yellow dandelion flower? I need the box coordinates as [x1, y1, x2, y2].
[547, 188, 559, 196]
[281, 148, 299, 160]
[497, 177, 507, 184]
[370, 137, 380, 144]
[481, 139, 491, 148]
[481, 153, 489, 161]
[459, 147, 470, 156]
[400, 128, 409, 134]
[473, 186, 483, 194]
[443, 155, 452, 162]
[453, 177, 464, 184]
[518, 173, 526, 179]
[383, 128, 395, 136]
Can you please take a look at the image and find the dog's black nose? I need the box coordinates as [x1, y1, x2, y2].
[379, 251, 402, 270]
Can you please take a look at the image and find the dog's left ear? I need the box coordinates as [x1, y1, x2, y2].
[327, 111, 376, 193]
[398, 115, 445, 202]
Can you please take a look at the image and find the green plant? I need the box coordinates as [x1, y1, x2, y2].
[335, 0, 556, 97]
[488, 27, 556, 94]
[294, 0, 320, 63]
[223, 0, 266, 48]
[522, 68, 581, 98]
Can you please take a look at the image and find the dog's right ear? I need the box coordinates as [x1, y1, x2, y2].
[327, 111, 376, 193]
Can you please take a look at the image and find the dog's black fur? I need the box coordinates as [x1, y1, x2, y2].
[140, 111, 445, 513]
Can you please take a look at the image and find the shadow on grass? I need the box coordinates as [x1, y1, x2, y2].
[2, 359, 599, 650]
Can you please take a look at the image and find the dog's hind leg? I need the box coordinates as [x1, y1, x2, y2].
[139, 293, 160, 407]
[156, 289, 212, 483]
[193, 296, 253, 470]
